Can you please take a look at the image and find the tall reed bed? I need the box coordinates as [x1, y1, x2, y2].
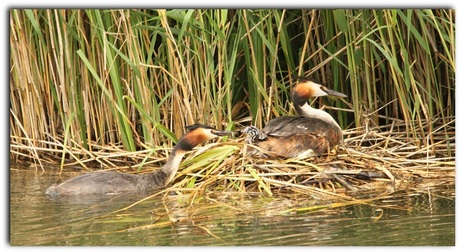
[10, 9, 455, 167]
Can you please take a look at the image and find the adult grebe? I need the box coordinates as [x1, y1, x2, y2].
[45, 124, 233, 196]
[242, 76, 347, 158]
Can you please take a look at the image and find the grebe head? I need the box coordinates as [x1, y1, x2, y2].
[290, 76, 347, 126]
[178, 124, 233, 151]
[292, 76, 347, 106]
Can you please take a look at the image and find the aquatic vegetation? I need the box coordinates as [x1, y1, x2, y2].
[9, 9, 455, 206]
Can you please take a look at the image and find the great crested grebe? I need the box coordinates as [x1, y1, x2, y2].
[242, 76, 347, 158]
[45, 124, 233, 196]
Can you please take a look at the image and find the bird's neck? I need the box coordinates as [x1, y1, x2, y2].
[295, 102, 341, 129]
[159, 147, 187, 185]
[141, 147, 187, 188]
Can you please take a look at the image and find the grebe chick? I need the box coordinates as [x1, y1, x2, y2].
[45, 124, 233, 196]
[242, 77, 347, 159]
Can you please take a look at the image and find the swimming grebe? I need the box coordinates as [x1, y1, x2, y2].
[242, 76, 347, 158]
[45, 124, 233, 196]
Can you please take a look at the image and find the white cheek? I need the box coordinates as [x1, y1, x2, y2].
[203, 129, 217, 140]
[311, 84, 328, 97]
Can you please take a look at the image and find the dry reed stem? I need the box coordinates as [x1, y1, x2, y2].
[10, 121, 455, 208]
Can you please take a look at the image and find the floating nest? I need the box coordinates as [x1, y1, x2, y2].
[10, 120, 455, 212]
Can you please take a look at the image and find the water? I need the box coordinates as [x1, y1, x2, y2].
[9, 165, 455, 246]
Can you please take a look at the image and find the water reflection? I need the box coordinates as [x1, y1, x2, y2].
[10, 167, 455, 246]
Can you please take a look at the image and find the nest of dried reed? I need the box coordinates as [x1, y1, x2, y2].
[10, 119, 455, 211]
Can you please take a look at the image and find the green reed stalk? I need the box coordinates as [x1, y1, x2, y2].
[10, 9, 455, 165]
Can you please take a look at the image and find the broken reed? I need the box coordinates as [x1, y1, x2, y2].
[9, 9, 455, 167]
